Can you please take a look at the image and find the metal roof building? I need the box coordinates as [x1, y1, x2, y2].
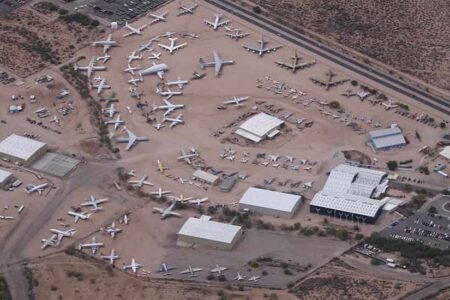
[368, 127, 406, 150]
[440, 146, 450, 160]
[0, 168, 13, 188]
[235, 113, 284, 143]
[177, 216, 243, 250]
[192, 170, 220, 185]
[0, 134, 47, 165]
[239, 187, 302, 218]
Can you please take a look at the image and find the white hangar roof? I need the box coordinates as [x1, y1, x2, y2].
[239, 187, 302, 213]
[0, 134, 46, 161]
[0, 168, 12, 184]
[235, 113, 284, 142]
[177, 217, 242, 244]
[440, 146, 450, 160]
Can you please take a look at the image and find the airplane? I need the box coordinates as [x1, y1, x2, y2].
[169, 194, 193, 202]
[96, 54, 111, 63]
[92, 77, 111, 95]
[139, 62, 169, 79]
[166, 77, 189, 89]
[242, 36, 282, 56]
[151, 187, 172, 199]
[112, 127, 149, 151]
[158, 38, 187, 54]
[275, 51, 316, 73]
[224, 26, 250, 40]
[50, 228, 76, 244]
[210, 265, 228, 275]
[122, 213, 130, 225]
[233, 272, 246, 281]
[303, 181, 313, 189]
[25, 183, 49, 195]
[248, 275, 261, 282]
[105, 114, 124, 131]
[199, 51, 234, 77]
[157, 160, 168, 173]
[341, 90, 356, 98]
[127, 51, 142, 63]
[310, 70, 349, 91]
[357, 91, 370, 100]
[123, 21, 147, 37]
[102, 103, 118, 118]
[204, 13, 230, 30]
[148, 51, 161, 60]
[157, 263, 176, 275]
[41, 234, 58, 249]
[80, 195, 109, 211]
[123, 64, 143, 75]
[148, 11, 169, 25]
[177, 149, 198, 164]
[101, 249, 119, 265]
[50, 115, 60, 124]
[128, 75, 143, 86]
[382, 101, 398, 110]
[223, 96, 249, 106]
[153, 201, 181, 220]
[188, 197, 208, 206]
[156, 87, 183, 100]
[180, 265, 202, 277]
[128, 175, 154, 187]
[123, 258, 143, 273]
[73, 57, 107, 78]
[191, 71, 206, 80]
[105, 221, 121, 238]
[153, 123, 165, 130]
[152, 99, 185, 116]
[92, 34, 118, 53]
[78, 236, 103, 254]
[137, 36, 160, 52]
[68, 210, 92, 223]
[177, 3, 198, 16]
[162, 114, 184, 128]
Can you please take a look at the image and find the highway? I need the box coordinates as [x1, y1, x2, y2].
[205, 0, 450, 116]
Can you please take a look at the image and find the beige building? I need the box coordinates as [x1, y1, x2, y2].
[192, 169, 220, 185]
[0, 134, 47, 166]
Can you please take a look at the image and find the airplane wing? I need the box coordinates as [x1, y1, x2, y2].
[275, 61, 292, 69]
[124, 129, 137, 150]
[263, 46, 282, 53]
[242, 45, 259, 52]
[153, 207, 164, 213]
[168, 211, 181, 217]
[163, 99, 172, 106]
[123, 31, 134, 37]
[158, 44, 171, 51]
[310, 78, 327, 86]
[203, 19, 214, 27]
[103, 44, 111, 53]
[218, 20, 230, 26]
[157, 70, 165, 79]
[173, 43, 186, 50]
[180, 269, 191, 274]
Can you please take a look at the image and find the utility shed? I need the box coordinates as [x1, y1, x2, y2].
[239, 187, 302, 218]
[192, 170, 219, 185]
[368, 127, 406, 150]
[235, 113, 284, 143]
[0, 134, 47, 165]
[440, 146, 450, 160]
[220, 175, 238, 192]
[177, 216, 243, 250]
[0, 168, 13, 188]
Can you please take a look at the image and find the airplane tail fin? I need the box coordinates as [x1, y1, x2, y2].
[198, 58, 206, 69]
[73, 63, 79, 71]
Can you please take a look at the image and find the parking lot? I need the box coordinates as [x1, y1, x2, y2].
[89, 0, 167, 21]
[380, 212, 450, 250]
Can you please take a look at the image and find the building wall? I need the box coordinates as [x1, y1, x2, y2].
[177, 230, 242, 250]
[0, 144, 47, 166]
[309, 205, 381, 224]
[239, 201, 300, 218]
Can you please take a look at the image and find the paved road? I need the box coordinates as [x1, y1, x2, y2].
[204, 0, 450, 116]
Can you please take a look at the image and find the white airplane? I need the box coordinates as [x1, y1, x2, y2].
[96, 54, 111, 63]
[128, 175, 153, 187]
[180, 265, 202, 277]
[188, 197, 208, 206]
[210, 265, 228, 275]
[158, 37, 187, 54]
[153, 201, 181, 220]
[357, 91, 370, 100]
[148, 11, 169, 25]
[163, 114, 184, 128]
[128, 75, 143, 86]
[25, 183, 49, 195]
[68, 210, 92, 223]
[276, 51, 316, 73]
[157, 263, 176, 275]
[101, 249, 119, 265]
[127, 51, 142, 63]
[78, 236, 103, 254]
[105, 221, 121, 238]
[303, 181, 313, 189]
[199, 50, 234, 77]
[123, 64, 142, 75]
[92, 77, 111, 95]
[151, 187, 172, 199]
[105, 114, 124, 131]
[102, 103, 118, 118]
[112, 127, 149, 151]
[248, 275, 261, 282]
[224, 27, 250, 40]
[382, 101, 398, 110]
[233, 272, 246, 281]
[92, 34, 118, 53]
[242, 36, 282, 56]
[177, 149, 198, 164]
[123, 258, 143, 273]
[153, 123, 165, 130]
[152, 99, 185, 116]
[148, 51, 161, 60]
[122, 213, 130, 225]
[137, 36, 160, 52]
[156, 87, 182, 100]
[223, 96, 249, 106]
[139, 62, 169, 79]
[204, 13, 230, 30]
[123, 21, 147, 37]
[50, 228, 76, 244]
[166, 77, 189, 89]
[41, 234, 58, 249]
[80, 195, 109, 211]
[177, 3, 198, 16]
[74, 57, 107, 78]
[169, 194, 193, 202]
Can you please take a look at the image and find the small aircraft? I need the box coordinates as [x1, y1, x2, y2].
[357, 91, 370, 100]
[73, 57, 107, 78]
[92, 77, 111, 95]
[102, 103, 118, 118]
[303, 181, 313, 189]
[152, 99, 185, 116]
[224, 26, 250, 40]
[78, 236, 103, 254]
[150, 187, 172, 199]
[123, 21, 147, 37]
[128, 75, 143, 86]
[382, 101, 398, 110]
[156, 87, 182, 100]
[223, 96, 249, 106]
[105, 114, 124, 131]
[96, 54, 111, 63]
[177, 149, 198, 164]
[153, 201, 181, 220]
[122, 213, 130, 225]
[105, 221, 121, 238]
[123, 64, 143, 75]
[166, 77, 189, 89]
[139, 62, 169, 79]
[101, 248, 119, 265]
[188, 197, 208, 206]
[169, 194, 193, 202]
[123, 258, 143, 273]
[191, 71, 206, 80]
[128, 175, 154, 187]
[148, 11, 169, 25]
[50, 228, 76, 244]
[163, 114, 184, 128]
[92, 34, 118, 53]
[180, 265, 202, 277]
[80, 195, 109, 211]
[204, 13, 230, 30]
[199, 51, 234, 77]
[310, 70, 349, 91]
[233, 272, 246, 281]
[68, 210, 92, 223]
[153, 123, 165, 130]
[210, 265, 228, 275]
[148, 51, 161, 60]
[157, 263, 176, 275]
[41, 234, 58, 249]
[112, 127, 149, 151]
[242, 36, 282, 56]
[157, 160, 168, 173]
[248, 275, 261, 282]
[127, 51, 142, 63]
[276, 51, 316, 73]
[137, 36, 160, 52]
[158, 37, 187, 54]
[25, 183, 49, 195]
[177, 3, 198, 16]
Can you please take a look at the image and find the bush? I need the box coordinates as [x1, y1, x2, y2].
[428, 206, 437, 214]
[386, 160, 398, 171]
[253, 6, 262, 14]
[329, 101, 341, 109]
[370, 258, 382, 266]
[350, 80, 358, 86]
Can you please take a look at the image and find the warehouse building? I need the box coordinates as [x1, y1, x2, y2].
[310, 164, 388, 224]
[0, 134, 47, 166]
[239, 187, 302, 218]
[368, 127, 406, 150]
[0, 168, 13, 188]
[192, 169, 220, 185]
[440, 146, 450, 161]
[235, 112, 284, 143]
[177, 216, 243, 250]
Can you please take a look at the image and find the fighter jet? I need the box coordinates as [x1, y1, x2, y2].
[162, 114, 184, 128]
[158, 37, 187, 54]
[68, 210, 92, 223]
[73, 57, 107, 78]
[242, 36, 282, 56]
[92, 34, 118, 53]
[204, 13, 230, 30]
[78, 236, 103, 254]
[151, 187, 172, 199]
[123, 64, 142, 75]
[112, 127, 149, 151]
[148, 11, 169, 25]
[157, 263, 176, 275]
[92, 77, 111, 95]
[152, 99, 185, 116]
[25, 183, 49, 195]
[177, 3, 198, 16]
[223, 96, 249, 106]
[128, 175, 154, 187]
[123, 21, 147, 37]
[139, 62, 169, 79]
[276, 51, 316, 73]
[166, 77, 189, 89]
[101, 249, 119, 265]
[123, 258, 143, 273]
[80, 195, 109, 211]
[180, 265, 202, 277]
[199, 51, 234, 77]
